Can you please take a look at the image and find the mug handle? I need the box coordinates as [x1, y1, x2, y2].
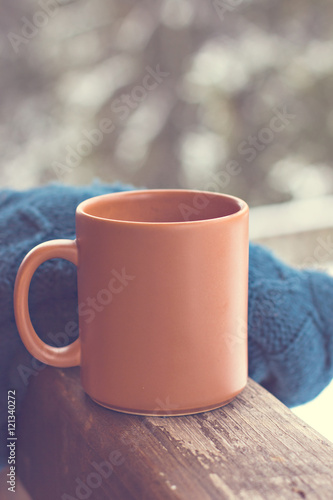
[14, 239, 81, 367]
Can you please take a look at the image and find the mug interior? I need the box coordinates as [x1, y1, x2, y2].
[79, 190, 246, 223]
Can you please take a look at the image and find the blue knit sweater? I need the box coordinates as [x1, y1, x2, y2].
[1, 182, 333, 466]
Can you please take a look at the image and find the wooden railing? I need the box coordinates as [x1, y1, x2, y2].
[16, 367, 333, 499]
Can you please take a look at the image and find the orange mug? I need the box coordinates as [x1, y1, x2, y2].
[14, 189, 249, 416]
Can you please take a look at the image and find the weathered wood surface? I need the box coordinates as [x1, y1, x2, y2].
[17, 367, 333, 500]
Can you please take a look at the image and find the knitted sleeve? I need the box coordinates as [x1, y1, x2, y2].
[0, 183, 332, 467]
[248, 243, 333, 406]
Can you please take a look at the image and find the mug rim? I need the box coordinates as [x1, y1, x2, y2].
[76, 189, 249, 225]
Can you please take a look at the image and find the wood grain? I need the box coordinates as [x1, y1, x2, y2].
[17, 367, 333, 500]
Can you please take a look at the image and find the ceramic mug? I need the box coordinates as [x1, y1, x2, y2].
[14, 189, 249, 416]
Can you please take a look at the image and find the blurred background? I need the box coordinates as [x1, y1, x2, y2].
[0, 0, 333, 454]
[1, 0, 333, 206]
